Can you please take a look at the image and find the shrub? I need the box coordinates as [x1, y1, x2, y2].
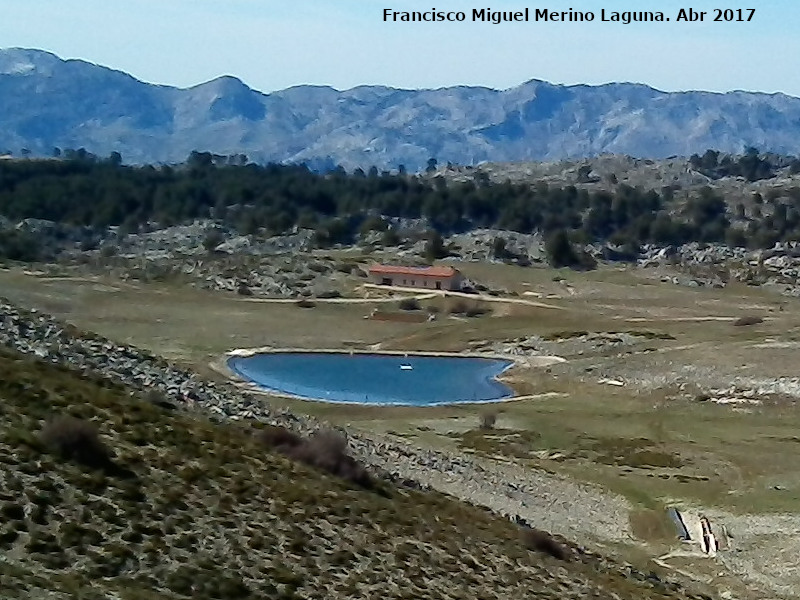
[335, 261, 357, 273]
[98, 244, 118, 259]
[520, 527, 571, 561]
[465, 303, 489, 318]
[448, 300, 468, 315]
[0, 527, 19, 547]
[308, 262, 329, 273]
[290, 430, 345, 470]
[733, 315, 763, 326]
[40, 416, 112, 468]
[0, 229, 43, 262]
[1, 502, 25, 521]
[166, 567, 198, 595]
[424, 230, 450, 261]
[398, 297, 421, 311]
[491, 236, 509, 259]
[479, 412, 497, 430]
[544, 229, 596, 270]
[277, 429, 373, 489]
[26, 531, 61, 555]
[212, 574, 251, 599]
[256, 425, 302, 452]
[544, 229, 578, 268]
[202, 229, 225, 252]
[142, 389, 175, 410]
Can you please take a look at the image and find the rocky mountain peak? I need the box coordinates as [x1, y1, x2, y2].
[2, 47, 800, 170]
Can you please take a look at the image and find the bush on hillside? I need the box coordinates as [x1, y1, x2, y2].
[142, 389, 176, 410]
[202, 229, 225, 253]
[479, 411, 497, 430]
[256, 425, 303, 452]
[520, 527, 571, 561]
[544, 229, 578, 268]
[544, 229, 597, 270]
[40, 416, 112, 468]
[0, 229, 43, 262]
[289, 430, 373, 490]
[257, 426, 373, 489]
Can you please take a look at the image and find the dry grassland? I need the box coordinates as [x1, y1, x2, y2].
[3, 261, 800, 597]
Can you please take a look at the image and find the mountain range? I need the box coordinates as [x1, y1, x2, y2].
[2, 47, 800, 171]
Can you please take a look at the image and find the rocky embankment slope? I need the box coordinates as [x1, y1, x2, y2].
[0, 298, 633, 549]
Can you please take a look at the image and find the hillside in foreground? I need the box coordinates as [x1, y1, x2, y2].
[0, 341, 712, 600]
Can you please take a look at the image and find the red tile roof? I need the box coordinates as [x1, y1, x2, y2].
[368, 264, 458, 278]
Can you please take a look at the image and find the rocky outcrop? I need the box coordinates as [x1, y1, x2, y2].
[638, 241, 800, 295]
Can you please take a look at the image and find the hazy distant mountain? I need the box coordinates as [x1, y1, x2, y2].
[3, 47, 800, 171]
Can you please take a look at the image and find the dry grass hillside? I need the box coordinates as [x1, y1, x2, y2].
[0, 346, 712, 600]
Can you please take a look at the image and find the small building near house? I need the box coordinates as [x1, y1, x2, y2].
[368, 264, 463, 291]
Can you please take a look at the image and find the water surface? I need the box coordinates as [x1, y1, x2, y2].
[228, 352, 513, 405]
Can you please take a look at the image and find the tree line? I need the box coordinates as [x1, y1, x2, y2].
[689, 147, 800, 182]
[2, 151, 800, 256]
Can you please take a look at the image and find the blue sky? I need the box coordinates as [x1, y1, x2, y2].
[2, 0, 798, 95]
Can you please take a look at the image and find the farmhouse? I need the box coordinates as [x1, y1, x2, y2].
[368, 264, 463, 291]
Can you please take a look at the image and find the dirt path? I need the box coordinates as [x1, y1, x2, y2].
[361, 284, 565, 309]
[238, 291, 441, 304]
[624, 316, 741, 323]
[237, 284, 566, 310]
